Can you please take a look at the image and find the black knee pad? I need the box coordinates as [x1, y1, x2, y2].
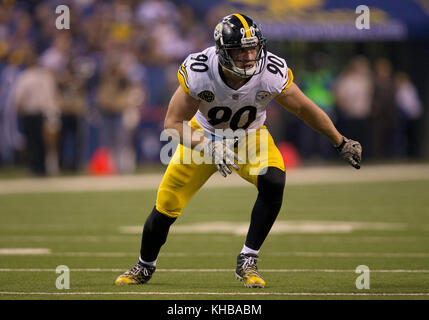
[144, 207, 176, 231]
[257, 167, 285, 201]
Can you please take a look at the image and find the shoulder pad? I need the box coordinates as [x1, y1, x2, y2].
[177, 48, 215, 99]
[263, 52, 294, 95]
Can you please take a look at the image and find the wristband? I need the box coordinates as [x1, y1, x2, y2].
[335, 137, 346, 152]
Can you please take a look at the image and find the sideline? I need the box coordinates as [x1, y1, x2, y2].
[0, 163, 428, 194]
[0, 291, 428, 297]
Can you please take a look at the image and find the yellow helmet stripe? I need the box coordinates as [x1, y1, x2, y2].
[233, 13, 251, 38]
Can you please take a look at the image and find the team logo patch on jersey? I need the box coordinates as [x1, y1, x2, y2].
[198, 90, 215, 103]
[256, 91, 270, 101]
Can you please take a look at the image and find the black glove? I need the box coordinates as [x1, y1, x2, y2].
[336, 137, 362, 169]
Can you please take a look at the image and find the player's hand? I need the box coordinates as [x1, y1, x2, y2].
[204, 138, 242, 177]
[336, 137, 362, 169]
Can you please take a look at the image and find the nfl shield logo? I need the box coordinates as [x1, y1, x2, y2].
[232, 94, 239, 100]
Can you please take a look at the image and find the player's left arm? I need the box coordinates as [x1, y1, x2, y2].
[275, 83, 362, 169]
[275, 83, 342, 145]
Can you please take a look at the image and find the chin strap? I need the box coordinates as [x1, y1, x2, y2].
[232, 65, 257, 78]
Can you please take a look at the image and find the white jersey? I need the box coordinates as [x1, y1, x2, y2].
[177, 46, 293, 136]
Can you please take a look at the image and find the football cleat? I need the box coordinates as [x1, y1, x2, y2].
[235, 253, 266, 288]
[114, 261, 156, 285]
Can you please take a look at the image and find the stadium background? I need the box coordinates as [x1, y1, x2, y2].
[0, 0, 428, 175]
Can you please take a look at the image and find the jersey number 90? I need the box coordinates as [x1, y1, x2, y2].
[208, 106, 257, 130]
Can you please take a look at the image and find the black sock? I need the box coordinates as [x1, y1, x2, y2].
[245, 167, 285, 250]
[140, 207, 176, 263]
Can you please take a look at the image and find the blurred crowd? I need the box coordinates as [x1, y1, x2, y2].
[281, 54, 423, 162]
[0, 0, 425, 176]
[0, 0, 211, 175]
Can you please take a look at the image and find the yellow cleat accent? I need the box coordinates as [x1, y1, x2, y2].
[236, 272, 266, 288]
[114, 275, 139, 285]
[244, 275, 266, 288]
[114, 262, 156, 285]
[235, 253, 266, 288]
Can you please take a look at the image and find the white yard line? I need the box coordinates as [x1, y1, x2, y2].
[121, 220, 406, 235]
[0, 234, 424, 243]
[56, 251, 429, 258]
[0, 248, 429, 259]
[0, 291, 428, 296]
[270, 252, 429, 258]
[0, 236, 138, 242]
[0, 268, 428, 273]
[0, 163, 428, 194]
[1, 250, 428, 258]
[0, 248, 51, 255]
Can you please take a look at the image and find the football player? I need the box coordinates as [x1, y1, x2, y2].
[115, 13, 362, 288]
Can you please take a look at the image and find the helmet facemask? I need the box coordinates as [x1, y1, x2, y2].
[221, 37, 265, 78]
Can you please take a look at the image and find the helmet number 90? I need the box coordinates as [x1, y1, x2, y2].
[190, 54, 209, 73]
[266, 55, 285, 78]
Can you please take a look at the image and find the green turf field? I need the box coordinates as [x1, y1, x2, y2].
[0, 179, 428, 300]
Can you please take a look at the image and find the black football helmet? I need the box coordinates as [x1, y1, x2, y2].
[214, 13, 267, 78]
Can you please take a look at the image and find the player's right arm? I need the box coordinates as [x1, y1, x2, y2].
[163, 85, 205, 149]
[164, 86, 240, 176]
[165, 85, 241, 176]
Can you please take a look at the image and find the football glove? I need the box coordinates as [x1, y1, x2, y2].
[204, 137, 242, 177]
[336, 137, 362, 169]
